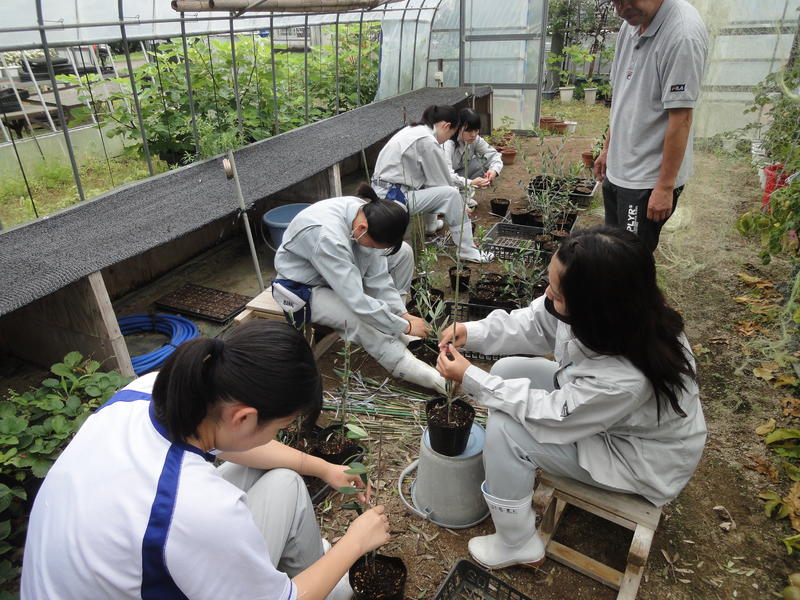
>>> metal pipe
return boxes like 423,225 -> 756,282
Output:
458,0 -> 465,86
303,15 -> 309,123
181,14 -> 202,156
20,51 -> 57,131
67,47 -> 97,125
205,34 -> 223,128
177,0 -> 403,11
535,0 -> 549,131
269,13 -> 280,134
334,14 -> 340,114
118,0 -> 154,176
223,150 -> 265,292
139,40 -> 150,62
2,110 -> 39,218
36,0 -> 85,203
356,11 -> 363,105
396,0 -> 410,95
410,3 -> 420,90
229,15 -> 245,138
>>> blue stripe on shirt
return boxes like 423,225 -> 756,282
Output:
141,444 -> 189,600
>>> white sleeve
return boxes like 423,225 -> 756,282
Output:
475,136 -> 503,175
311,233 -> 408,334
443,140 -> 468,188
461,361 -> 650,444
361,254 -> 407,316
463,295 -> 558,357
168,481 -> 296,600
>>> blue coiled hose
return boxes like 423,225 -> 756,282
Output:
118,313 -> 199,375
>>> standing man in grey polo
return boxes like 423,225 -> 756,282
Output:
594,0 -> 707,251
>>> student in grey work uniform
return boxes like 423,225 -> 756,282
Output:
274,183 -> 447,394
443,108 -> 503,197
372,105 -> 493,263
436,227 -> 706,570
595,0 -> 708,251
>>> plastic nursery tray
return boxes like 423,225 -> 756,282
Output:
484,222 -> 553,262
433,559 -> 533,600
154,283 -> 252,323
444,301 -> 513,361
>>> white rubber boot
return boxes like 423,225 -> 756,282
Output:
425,215 -> 444,234
391,349 -> 447,394
322,539 -> 354,600
459,248 -> 494,263
468,481 -> 545,570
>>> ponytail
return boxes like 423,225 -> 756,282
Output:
411,104 -> 461,129
152,320 -> 321,442
358,182 -> 409,255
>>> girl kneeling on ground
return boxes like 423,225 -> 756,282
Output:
371,104 -> 492,263
436,226 -> 706,570
22,320 -> 390,600
443,108 -> 504,200
273,183 -> 446,393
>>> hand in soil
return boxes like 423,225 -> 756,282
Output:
323,462 -> 370,503
345,505 -> 391,555
438,322 -> 467,348
436,344 -> 472,383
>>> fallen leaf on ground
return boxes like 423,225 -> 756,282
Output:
775,374 -> 799,388
784,482 -> 800,531
782,397 -> 800,418
753,366 -> 776,381
745,455 -> 779,482
755,418 -> 777,436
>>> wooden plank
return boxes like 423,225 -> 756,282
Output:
87,272 -> 134,377
246,286 -> 283,314
328,163 -> 343,198
546,540 -> 624,590
627,524 -> 655,568
554,489 -> 638,531
233,308 -> 257,325
541,473 -> 661,530
312,331 -> 339,360
617,563 -> 645,600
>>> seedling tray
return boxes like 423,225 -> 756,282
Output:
433,559 -> 533,600
484,223 -> 552,262
444,301 -> 518,361
155,283 -> 252,323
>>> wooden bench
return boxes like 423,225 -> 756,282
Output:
234,286 -> 339,360
532,473 -> 663,600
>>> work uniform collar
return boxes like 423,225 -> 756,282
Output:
345,198 -> 363,244
634,0 -> 673,39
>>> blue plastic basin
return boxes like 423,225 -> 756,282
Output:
262,203 -> 311,248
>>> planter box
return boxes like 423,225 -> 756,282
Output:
433,559 -> 534,600
568,179 -> 599,208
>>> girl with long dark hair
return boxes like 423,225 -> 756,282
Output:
443,108 -> 503,194
372,104 -> 492,263
22,321 -> 390,600
273,183 -> 447,393
436,226 -> 706,570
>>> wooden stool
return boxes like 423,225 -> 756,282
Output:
234,286 -> 339,360
532,473 -> 662,600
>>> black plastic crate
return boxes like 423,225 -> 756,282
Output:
433,559 -> 534,600
484,223 -> 553,262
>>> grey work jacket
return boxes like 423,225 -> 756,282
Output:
372,125 -> 452,192
274,197 -> 408,335
443,135 -> 503,188
461,295 -> 707,506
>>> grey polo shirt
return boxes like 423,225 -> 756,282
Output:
607,0 -> 707,190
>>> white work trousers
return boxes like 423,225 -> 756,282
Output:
311,241 -> 413,372
404,186 -> 481,260
483,357 -> 632,501
217,464 -> 323,577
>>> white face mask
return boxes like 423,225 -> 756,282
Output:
350,229 -> 367,243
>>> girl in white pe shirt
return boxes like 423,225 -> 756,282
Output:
436,226 -> 706,571
443,108 -> 503,200
22,321 -> 390,600
372,104 -> 493,263
273,183 -> 447,394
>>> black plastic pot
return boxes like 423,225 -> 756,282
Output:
489,197 -> 509,217
426,397 -> 475,457
349,554 -> 407,600
313,425 -> 361,466
448,266 -> 471,292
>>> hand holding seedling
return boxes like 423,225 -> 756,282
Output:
436,343 -> 472,383
402,313 -> 431,337
470,176 -> 490,188
324,462 -> 370,503
438,322 -> 468,348
346,505 -> 391,554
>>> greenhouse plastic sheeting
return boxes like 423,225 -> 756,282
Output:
377,0 -> 547,130
0,0 -> 388,50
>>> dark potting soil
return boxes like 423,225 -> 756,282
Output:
315,428 -> 360,464
408,339 -> 440,365
427,399 -> 473,428
350,555 -> 406,600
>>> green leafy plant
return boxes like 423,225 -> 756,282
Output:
0,352 -> 132,594
61,24 -> 381,165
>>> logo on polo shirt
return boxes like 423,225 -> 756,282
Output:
670,84 -> 686,92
